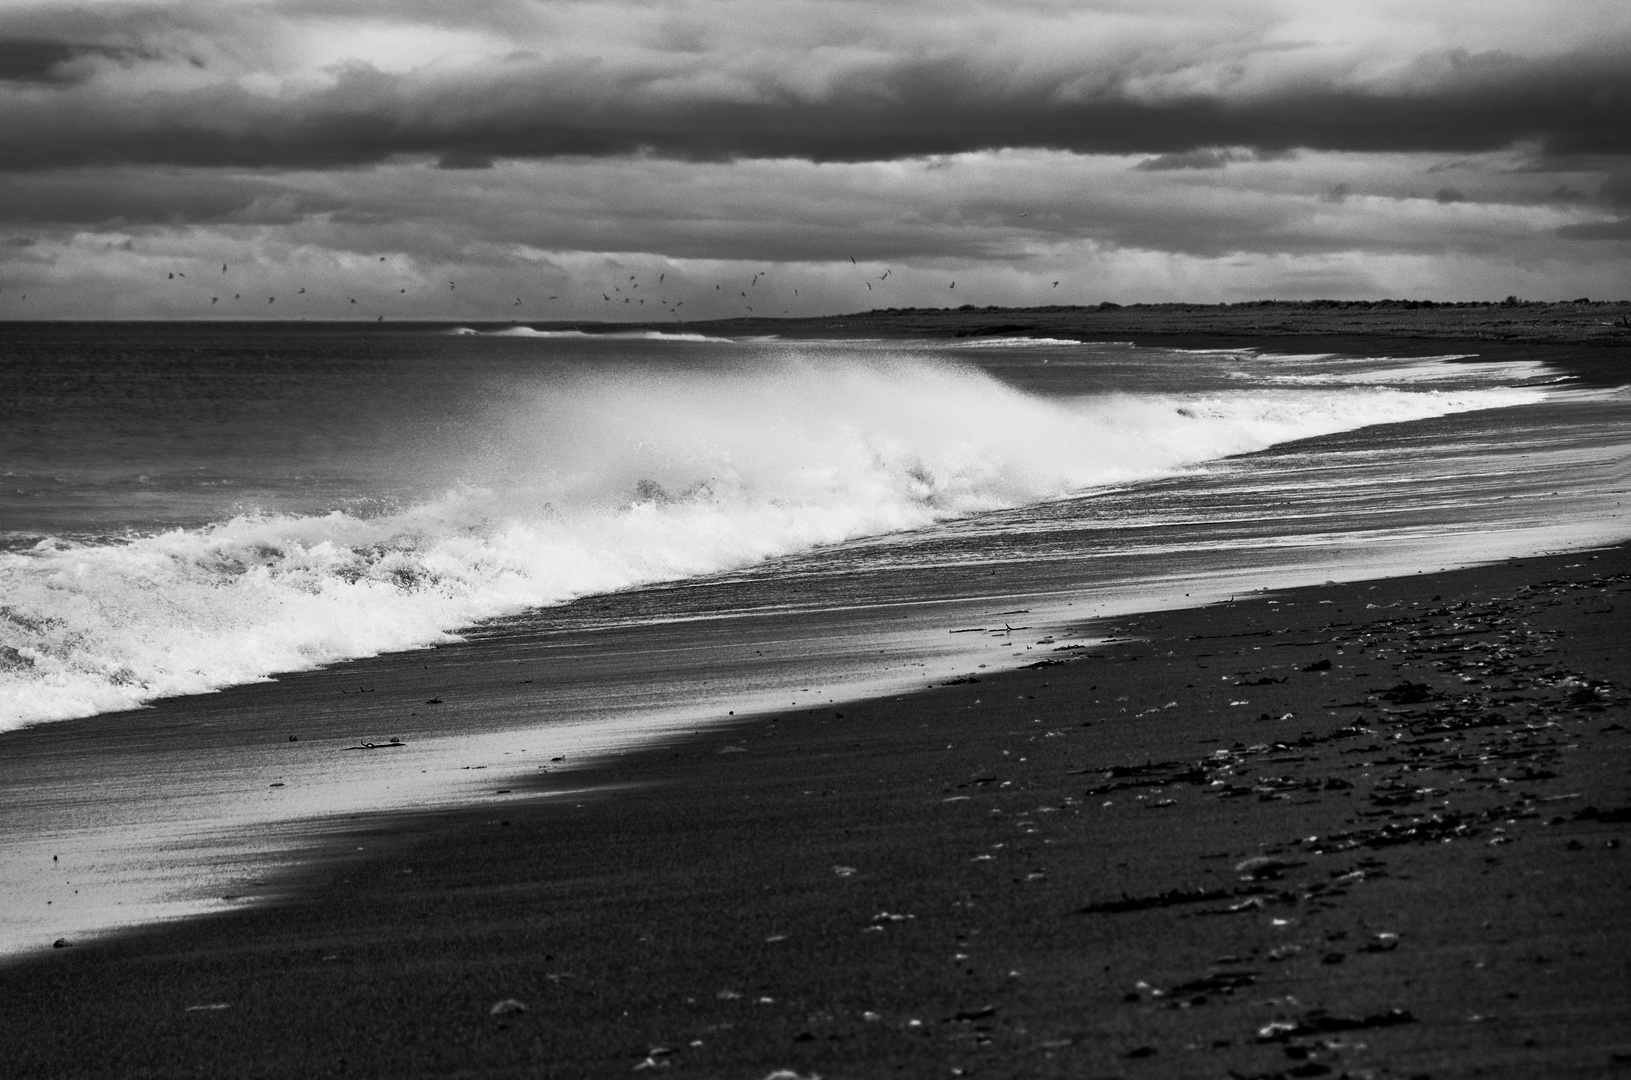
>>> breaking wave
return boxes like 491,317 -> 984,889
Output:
0,353 -> 1549,728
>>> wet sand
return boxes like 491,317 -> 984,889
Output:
2,542 -> 1626,1079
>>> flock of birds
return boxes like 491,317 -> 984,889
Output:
8,256 -> 1066,316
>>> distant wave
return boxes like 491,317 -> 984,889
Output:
447,326 -> 736,344
0,354 -> 1550,729
952,336 -> 1089,347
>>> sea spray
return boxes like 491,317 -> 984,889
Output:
0,351 -> 1550,728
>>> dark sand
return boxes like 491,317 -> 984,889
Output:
3,541 -> 1627,1079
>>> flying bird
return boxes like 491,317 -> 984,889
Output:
167,273 -> 173,279
849,256 -> 855,264
658,274 -> 664,284
879,270 -> 890,279
1052,281 -> 1059,288
210,297 -> 218,304
866,282 -> 871,290
221,264 -> 227,273
348,298 -> 357,304
297,287 -> 305,294
949,282 -> 955,288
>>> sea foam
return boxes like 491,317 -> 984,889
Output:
0,353 -> 1548,728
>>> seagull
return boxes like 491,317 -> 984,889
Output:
297,287 -> 305,294
1052,281 -> 1059,288
514,297 -> 521,305
658,273 -> 664,284
949,281 -> 955,289
268,296 -> 276,303
603,294 -> 610,301
167,272 -> 173,279
348,297 -> 357,304
210,297 -> 218,304
221,264 -> 227,273
849,256 -> 856,264
866,282 -> 871,290
449,281 -> 455,290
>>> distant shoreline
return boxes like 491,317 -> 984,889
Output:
5,298 -> 1631,349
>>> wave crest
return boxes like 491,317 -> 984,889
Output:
0,353 -> 1547,727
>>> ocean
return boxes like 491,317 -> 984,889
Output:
1,321 -> 1627,955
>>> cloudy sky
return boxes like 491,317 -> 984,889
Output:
1,0 -> 1627,320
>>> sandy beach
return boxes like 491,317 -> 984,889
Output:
2,534 -> 1626,1079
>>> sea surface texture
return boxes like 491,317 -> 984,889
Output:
1,323 -> 1626,729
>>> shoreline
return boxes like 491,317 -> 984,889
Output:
2,541 -> 1626,1078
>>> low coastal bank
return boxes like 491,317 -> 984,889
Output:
3,542 -> 1626,1079
555,297 -> 1631,356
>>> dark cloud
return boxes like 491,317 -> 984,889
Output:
0,171 -> 345,226
1,37 -> 1628,171
434,152 -> 496,170
1135,148 -> 1259,171
0,39 -> 143,83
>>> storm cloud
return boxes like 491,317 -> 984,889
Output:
2,2 -> 1629,170
1,1 -> 1627,315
